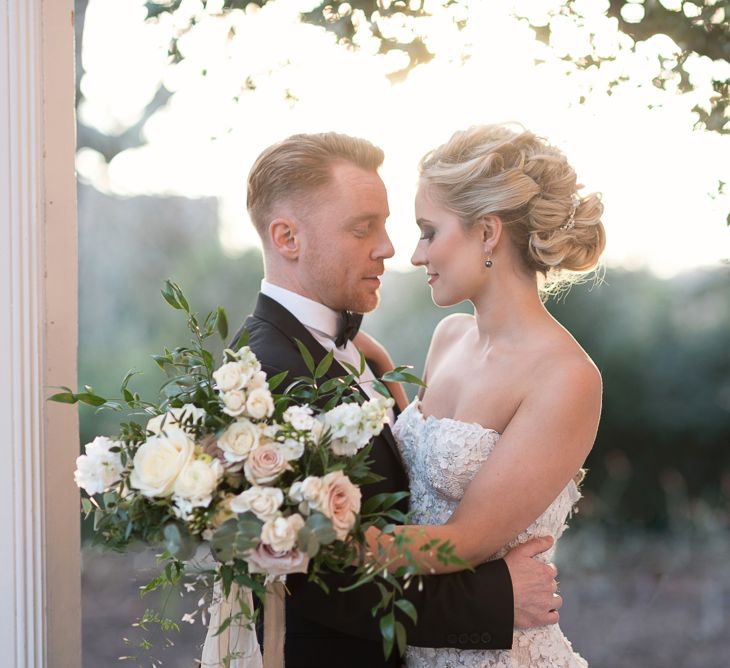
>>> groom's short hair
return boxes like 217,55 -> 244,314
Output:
247,132 -> 384,239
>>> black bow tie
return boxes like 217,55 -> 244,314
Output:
335,311 -> 363,348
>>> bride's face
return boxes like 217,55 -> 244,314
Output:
411,183 -> 487,307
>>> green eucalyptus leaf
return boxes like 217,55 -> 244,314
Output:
293,338 -> 316,374
314,350 -> 334,379
319,377 -> 344,394
394,599 -> 417,624
76,392 -> 107,407
216,306 -> 229,340
381,368 -> 426,387
371,379 -> 391,398
162,281 -> 181,309
120,367 -> 141,391
297,524 -> 321,557
361,491 -> 409,515
81,497 -> 93,515
306,512 -> 337,545
169,281 -> 189,312
235,328 -> 250,351
380,612 -> 395,659
395,620 -> 407,656
163,522 -> 196,561
151,354 -> 169,370
48,391 -> 77,404
267,370 -> 289,392
210,513 -> 262,563
340,361 -> 359,377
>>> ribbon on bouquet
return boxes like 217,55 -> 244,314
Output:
201,580 -> 286,668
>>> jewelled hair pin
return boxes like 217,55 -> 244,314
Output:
560,194 -> 580,231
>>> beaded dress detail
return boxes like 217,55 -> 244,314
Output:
392,399 -> 588,668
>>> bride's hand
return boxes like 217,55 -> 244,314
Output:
352,331 -> 409,411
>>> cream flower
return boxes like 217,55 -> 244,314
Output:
283,405 -> 315,431
218,419 -> 260,463
221,389 -> 247,417
213,361 -> 253,393
281,438 -> 305,461
173,456 -> 223,507
230,486 -> 284,521
74,436 -> 124,496
129,428 -> 195,497
260,514 -> 305,553
246,388 -> 275,420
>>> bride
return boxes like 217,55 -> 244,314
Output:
359,123 -> 605,667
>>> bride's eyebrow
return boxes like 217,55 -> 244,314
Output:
416,218 -> 435,227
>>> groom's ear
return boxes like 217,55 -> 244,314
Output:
478,214 -> 502,253
269,217 -> 300,259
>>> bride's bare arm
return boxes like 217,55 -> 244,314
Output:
365,353 -> 602,574
352,330 -> 409,411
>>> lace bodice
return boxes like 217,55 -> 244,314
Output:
391,399 -> 588,668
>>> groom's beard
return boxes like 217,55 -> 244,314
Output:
302,250 -> 384,313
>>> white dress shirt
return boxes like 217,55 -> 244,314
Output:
260,280 -> 394,423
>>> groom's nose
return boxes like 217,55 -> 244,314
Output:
371,228 -> 395,260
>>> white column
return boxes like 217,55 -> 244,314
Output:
0,1 -> 80,666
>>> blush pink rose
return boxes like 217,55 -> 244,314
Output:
243,442 -> 289,485
320,471 -> 361,540
245,543 -> 310,577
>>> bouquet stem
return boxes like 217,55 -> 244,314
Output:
263,581 -> 286,668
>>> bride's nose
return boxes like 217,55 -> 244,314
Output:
411,243 -> 426,267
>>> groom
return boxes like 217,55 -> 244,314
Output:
231,132 -> 560,668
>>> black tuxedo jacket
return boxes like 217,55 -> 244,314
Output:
231,294 -> 514,668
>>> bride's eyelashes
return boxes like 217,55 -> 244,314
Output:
418,225 -> 435,241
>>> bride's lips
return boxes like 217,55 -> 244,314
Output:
427,273 -> 439,285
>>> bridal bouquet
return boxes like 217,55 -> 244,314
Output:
52,281 -> 450,666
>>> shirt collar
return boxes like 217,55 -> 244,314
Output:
260,280 -> 340,339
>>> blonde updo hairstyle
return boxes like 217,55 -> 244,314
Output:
419,124 -> 605,291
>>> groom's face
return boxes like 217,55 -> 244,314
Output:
296,161 -> 394,313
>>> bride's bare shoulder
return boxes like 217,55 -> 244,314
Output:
431,313 -> 475,347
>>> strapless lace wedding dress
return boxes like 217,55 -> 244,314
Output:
392,399 -> 588,668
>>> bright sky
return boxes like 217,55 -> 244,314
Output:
76,0 -> 730,276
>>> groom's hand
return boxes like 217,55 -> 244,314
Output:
503,536 -> 561,628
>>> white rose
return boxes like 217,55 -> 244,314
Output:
218,419 -> 260,463
146,404 -> 206,435
235,346 -> 262,371
172,456 -> 223,506
281,438 -> 304,461
230,486 -> 284,521
244,442 -> 290,485
247,370 -> 268,390
213,361 -> 252,393
74,436 -> 124,495
129,428 -> 195,497
300,476 -> 327,510
246,388 -> 274,420
260,514 -> 305,553
288,481 -> 304,503
221,389 -> 247,417
283,405 -> 315,431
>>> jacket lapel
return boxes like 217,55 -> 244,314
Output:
245,293 -> 403,463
